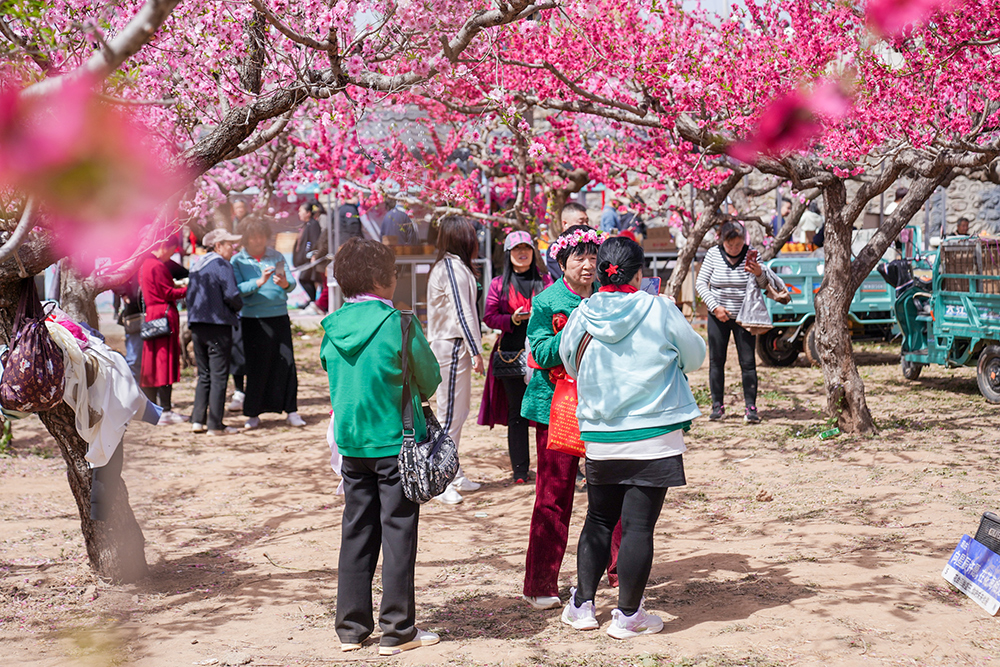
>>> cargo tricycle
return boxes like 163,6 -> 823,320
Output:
892,237 -> 1000,402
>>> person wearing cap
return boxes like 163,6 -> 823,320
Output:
479,230 -> 553,483
187,229 -> 244,435
139,236 -> 189,425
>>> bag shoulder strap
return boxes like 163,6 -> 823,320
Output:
575,331 -> 593,370
400,311 -> 415,434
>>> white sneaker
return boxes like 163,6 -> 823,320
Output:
378,628 -> 439,656
302,302 -> 324,316
286,412 -> 306,427
561,588 -> 599,630
451,475 -> 481,492
243,417 -> 261,430
157,411 -> 187,426
435,486 -> 463,504
191,422 -> 207,433
607,604 -> 663,639
228,391 -> 245,412
523,595 -> 561,610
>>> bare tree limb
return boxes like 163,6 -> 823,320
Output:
0,199 -> 36,267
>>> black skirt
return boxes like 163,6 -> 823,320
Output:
241,315 -> 298,416
585,454 -> 686,488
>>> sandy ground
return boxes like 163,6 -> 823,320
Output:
2,317 -> 1000,667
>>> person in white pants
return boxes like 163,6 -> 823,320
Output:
427,217 -> 485,504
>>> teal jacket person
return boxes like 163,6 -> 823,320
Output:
521,278 -> 586,425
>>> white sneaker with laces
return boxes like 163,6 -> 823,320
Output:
607,604 -> 664,639
523,595 -> 561,610
286,412 -> 306,427
191,422 -> 207,433
378,628 -> 439,656
228,391 -> 245,412
243,417 -> 261,430
561,587 -> 599,630
451,475 -> 481,492
435,486 -> 463,505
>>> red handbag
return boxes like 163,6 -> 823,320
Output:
546,332 -> 592,458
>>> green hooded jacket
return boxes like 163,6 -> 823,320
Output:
320,300 -> 442,458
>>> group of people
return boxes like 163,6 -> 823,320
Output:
318,204 -> 767,654
134,213 -> 306,435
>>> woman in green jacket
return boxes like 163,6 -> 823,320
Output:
521,224 -> 605,609
320,238 -> 442,656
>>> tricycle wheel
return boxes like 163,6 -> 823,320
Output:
803,324 -> 821,367
976,345 -> 1000,404
756,328 -> 800,367
901,357 -> 923,381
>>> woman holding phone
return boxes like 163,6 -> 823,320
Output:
695,221 -> 766,424
231,214 -> 306,429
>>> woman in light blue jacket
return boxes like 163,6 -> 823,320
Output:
557,236 -> 706,640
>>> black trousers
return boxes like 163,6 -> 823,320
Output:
190,323 -> 234,430
707,313 -> 758,408
576,483 -> 667,614
500,376 -> 530,476
337,456 -> 420,647
301,280 -> 317,302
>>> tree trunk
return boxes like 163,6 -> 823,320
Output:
814,181 -> 876,434
665,209 -> 721,301
0,277 -> 147,582
59,263 -> 100,329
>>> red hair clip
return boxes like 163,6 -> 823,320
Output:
607,264 -> 619,275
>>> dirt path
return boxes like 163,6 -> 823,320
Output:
2,323 -> 999,667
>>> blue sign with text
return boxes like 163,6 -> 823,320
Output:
942,535 -> 1000,615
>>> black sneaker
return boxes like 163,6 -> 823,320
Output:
709,404 -> 725,421
744,406 -> 761,424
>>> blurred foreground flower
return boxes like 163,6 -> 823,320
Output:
727,82 -> 852,163
866,0 -> 960,38
0,79 -> 187,265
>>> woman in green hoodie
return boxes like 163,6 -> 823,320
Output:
319,238 -> 442,656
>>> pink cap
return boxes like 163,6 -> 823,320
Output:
504,230 -> 534,251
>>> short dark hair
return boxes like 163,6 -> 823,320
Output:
597,237 -> 644,286
556,224 -> 602,268
239,213 -> 272,243
560,202 -> 587,218
718,221 -> 745,243
334,238 -> 396,299
301,201 -> 325,218
894,187 -> 909,201
435,216 -> 480,278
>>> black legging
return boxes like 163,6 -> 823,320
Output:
500,376 -> 530,477
576,483 -> 667,615
142,385 -> 172,410
707,313 -> 757,409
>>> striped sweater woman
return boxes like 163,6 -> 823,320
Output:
695,222 -> 767,423
427,218 -> 485,504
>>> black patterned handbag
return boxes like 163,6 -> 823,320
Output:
140,316 -> 172,340
397,311 -> 459,503
491,348 -> 527,378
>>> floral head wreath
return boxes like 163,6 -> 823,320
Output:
548,228 -> 605,260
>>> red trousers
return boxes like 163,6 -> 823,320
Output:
523,425 -> 620,596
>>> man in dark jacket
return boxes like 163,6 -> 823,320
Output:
187,229 -> 244,435
337,195 -> 364,244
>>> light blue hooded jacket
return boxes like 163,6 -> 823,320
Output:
559,291 -> 706,435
